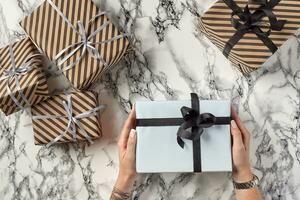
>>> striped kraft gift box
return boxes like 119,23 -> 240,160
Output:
31,91 -> 103,145
0,38 -> 49,116
20,0 -> 130,90
199,0 -> 300,75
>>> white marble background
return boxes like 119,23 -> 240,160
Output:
1,0 -> 300,199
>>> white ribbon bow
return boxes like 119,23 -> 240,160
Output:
47,0 -> 130,72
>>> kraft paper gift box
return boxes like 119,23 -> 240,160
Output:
199,0 -> 300,75
135,93 -> 232,173
20,0 -> 130,90
31,91 -> 103,145
0,38 -> 49,116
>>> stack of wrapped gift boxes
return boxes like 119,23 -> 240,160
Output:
1,0 -> 299,173
0,0 -> 129,146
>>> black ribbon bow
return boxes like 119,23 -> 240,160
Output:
176,94 -> 217,149
222,0 -> 286,58
176,93 -> 231,172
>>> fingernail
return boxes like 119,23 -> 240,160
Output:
130,129 -> 136,138
231,120 -> 237,128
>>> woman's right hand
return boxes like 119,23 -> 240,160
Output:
231,108 -> 253,182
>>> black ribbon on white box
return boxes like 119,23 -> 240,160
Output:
136,93 -> 231,172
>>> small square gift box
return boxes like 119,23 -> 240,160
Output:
0,38 -> 49,116
31,91 -> 104,146
20,0 -> 130,89
199,0 -> 300,75
135,93 -> 232,173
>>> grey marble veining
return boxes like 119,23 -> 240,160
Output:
0,0 -> 300,199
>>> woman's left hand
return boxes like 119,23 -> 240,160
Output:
114,107 -> 137,193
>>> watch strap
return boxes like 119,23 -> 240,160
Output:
233,174 -> 259,190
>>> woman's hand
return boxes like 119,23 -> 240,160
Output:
114,107 -> 137,193
231,108 -> 253,182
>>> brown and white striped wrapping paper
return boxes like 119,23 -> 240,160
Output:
199,0 -> 300,75
20,0 -> 130,90
0,38 -> 49,116
31,91 -> 102,145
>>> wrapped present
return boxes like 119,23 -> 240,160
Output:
135,93 -> 232,173
31,91 -> 104,146
0,38 -> 49,116
199,0 -> 300,74
20,0 -> 130,89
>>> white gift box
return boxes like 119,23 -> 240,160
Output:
135,94 -> 232,173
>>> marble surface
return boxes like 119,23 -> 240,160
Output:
1,0 -> 300,199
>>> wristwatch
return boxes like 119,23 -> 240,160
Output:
233,174 -> 259,190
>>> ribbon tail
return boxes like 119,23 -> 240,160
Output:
261,8 -> 286,31
5,82 -> 24,111
55,42 -> 83,68
70,122 -> 77,142
13,75 -> 31,107
177,136 -> 185,149
253,27 -> 278,53
46,124 -> 70,147
87,45 -> 101,59
32,114 -> 65,120
91,33 -> 131,45
88,21 -> 111,40
46,135 -> 64,147
86,46 -> 109,69
61,46 -> 87,72
88,11 -> 106,26
46,120 -> 72,147
0,75 -> 10,81
23,53 -> 44,63
223,29 -> 247,58
75,120 -> 94,145
267,0 -> 282,8
75,105 -> 106,119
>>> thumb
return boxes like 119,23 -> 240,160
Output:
126,129 -> 137,159
231,120 -> 244,149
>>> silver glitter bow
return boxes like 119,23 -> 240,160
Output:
32,94 -> 105,147
47,0 -> 130,71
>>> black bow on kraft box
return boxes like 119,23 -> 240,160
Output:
199,0 -> 300,75
135,93 -> 232,173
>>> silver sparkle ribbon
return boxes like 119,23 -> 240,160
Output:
0,42 -> 42,112
47,0 -> 130,72
32,94 -> 105,147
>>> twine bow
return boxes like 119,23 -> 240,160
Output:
32,94 -> 105,147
